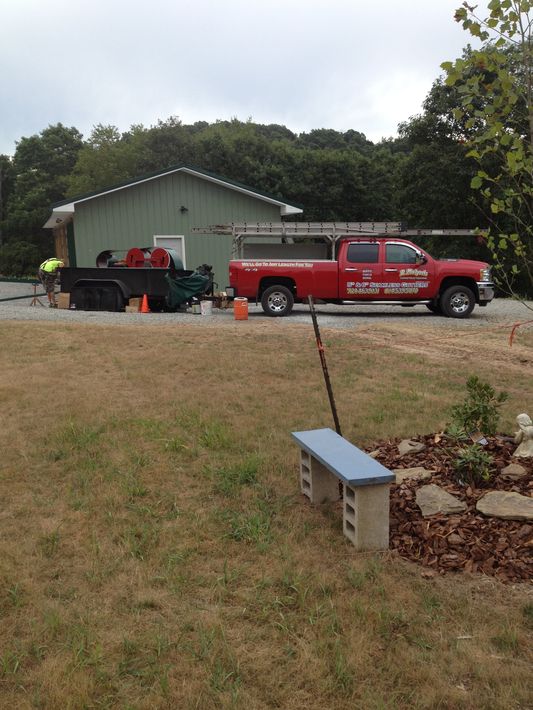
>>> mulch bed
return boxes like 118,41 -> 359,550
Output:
368,435 -> 533,583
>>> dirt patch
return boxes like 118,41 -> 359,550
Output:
344,322 -> 533,376
369,434 -> 533,583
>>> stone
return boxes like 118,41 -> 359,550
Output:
447,533 -> 464,546
513,413 -> 533,458
393,466 -> 434,484
368,450 -> 380,459
416,484 -> 467,517
500,463 -> 528,481
398,439 -> 426,457
476,491 -> 533,521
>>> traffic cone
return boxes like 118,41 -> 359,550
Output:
141,294 -> 150,313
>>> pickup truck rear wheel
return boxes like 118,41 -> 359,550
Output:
261,285 -> 294,317
441,285 -> 475,318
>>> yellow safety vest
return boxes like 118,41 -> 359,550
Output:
40,258 -> 63,273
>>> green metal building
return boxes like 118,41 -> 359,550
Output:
44,165 -> 302,289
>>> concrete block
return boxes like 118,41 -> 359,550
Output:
343,483 -> 390,551
300,451 -> 340,504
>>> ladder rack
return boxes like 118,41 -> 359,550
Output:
192,222 -> 482,258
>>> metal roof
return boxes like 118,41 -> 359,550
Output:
43,164 -> 303,228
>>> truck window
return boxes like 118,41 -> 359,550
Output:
346,243 -> 379,263
386,244 -> 418,264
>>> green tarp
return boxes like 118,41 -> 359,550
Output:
165,272 -> 210,309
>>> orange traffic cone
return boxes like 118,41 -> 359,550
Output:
140,294 -> 150,313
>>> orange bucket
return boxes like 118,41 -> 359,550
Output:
234,297 -> 248,320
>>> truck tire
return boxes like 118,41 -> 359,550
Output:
261,285 -> 294,317
441,285 -> 475,318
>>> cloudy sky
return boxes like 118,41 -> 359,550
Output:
0,0 -> 485,156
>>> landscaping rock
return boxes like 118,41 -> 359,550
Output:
476,491 -> 533,521
500,463 -> 527,481
398,439 -> 426,457
416,484 -> 467,517
383,432 -> 532,582
393,467 -> 434,484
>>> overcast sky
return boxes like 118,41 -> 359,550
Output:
0,0 -> 485,156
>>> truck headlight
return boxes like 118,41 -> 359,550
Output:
480,266 -> 491,282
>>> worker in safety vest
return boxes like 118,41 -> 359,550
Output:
38,258 -> 64,308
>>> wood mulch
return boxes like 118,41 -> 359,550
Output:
369,435 -> 533,583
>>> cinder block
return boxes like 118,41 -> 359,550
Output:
343,483 -> 390,551
300,451 -> 340,503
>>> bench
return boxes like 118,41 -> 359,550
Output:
291,428 -> 394,551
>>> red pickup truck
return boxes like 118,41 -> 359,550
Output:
228,237 -> 495,318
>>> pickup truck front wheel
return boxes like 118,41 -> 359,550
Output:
441,285 -> 475,318
261,285 -> 294,317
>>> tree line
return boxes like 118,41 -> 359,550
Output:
0,2 -> 531,298
0,110 -> 485,274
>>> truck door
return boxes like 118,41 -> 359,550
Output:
340,242 -> 381,300
382,242 -> 433,299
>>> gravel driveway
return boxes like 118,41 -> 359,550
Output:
0,281 -> 531,329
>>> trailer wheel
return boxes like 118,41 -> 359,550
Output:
261,285 -> 294,317
441,285 -> 475,318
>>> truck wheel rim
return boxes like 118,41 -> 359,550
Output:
450,292 -> 470,314
268,292 -> 287,312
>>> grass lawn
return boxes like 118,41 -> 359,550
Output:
0,319 -> 531,709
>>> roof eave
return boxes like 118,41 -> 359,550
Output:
43,208 -> 74,229
50,165 -> 302,215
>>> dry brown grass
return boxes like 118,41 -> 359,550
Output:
0,319 -> 531,709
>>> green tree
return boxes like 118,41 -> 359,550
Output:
0,240 -> 40,277
394,76 -> 490,260
0,154 -> 16,245
442,1 -> 533,301
67,124 -> 146,195
2,124 -> 83,255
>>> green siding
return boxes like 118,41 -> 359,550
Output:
72,172 -> 282,287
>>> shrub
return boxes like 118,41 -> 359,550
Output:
453,444 -> 493,486
448,376 -> 508,437
0,241 -> 41,277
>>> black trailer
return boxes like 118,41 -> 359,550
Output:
60,266 -> 196,312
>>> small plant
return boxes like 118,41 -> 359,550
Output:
448,376 -> 508,436
38,529 -> 61,558
453,445 -> 493,486
445,421 -> 469,443
213,455 -> 260,496
522,603 -> 533,629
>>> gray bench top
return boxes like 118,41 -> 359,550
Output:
292,428 -> 394,486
